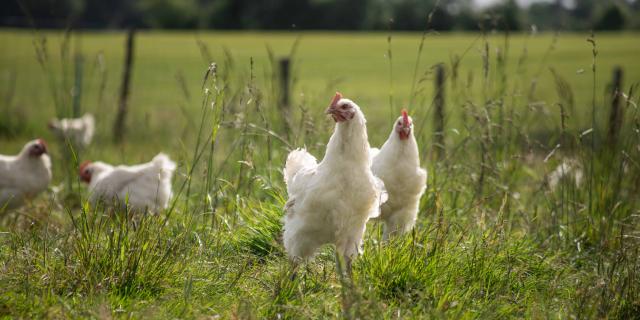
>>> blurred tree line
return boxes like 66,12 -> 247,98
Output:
3,0 -> 639,31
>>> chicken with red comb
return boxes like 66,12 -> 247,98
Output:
283,92 -> 386,275
0,139 -> 52,210
370,109 -> 427,238
79,153 -> 176,212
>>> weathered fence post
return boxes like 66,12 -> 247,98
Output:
607,66 -> 623,150
434,63 -> 445,160
279,57 -> 291,138
113,28 -> 135,143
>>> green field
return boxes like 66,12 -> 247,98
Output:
1,29 -> 639,318
1,30 -> 639,148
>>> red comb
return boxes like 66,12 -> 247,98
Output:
330,92 -> 343,107
78,160 -> 93,183
37,138 -> 49,152
401,109 -> 409,126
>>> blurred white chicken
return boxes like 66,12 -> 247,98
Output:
48,113 -> 95,149
0,139 -> 52,210
79,153 -> 176,212
370,110 -> 427,238
283,92 -> 385,273
547,159 -> 583,189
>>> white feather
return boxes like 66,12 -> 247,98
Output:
284,148 -> 318,191
0,140 -> 52,210
369,147 -> 380,161
85,153 -> 176,212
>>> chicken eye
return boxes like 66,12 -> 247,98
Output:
397,121 -> 401,125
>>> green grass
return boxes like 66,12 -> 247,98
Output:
1,29 -> 640,318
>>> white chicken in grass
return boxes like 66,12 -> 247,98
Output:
48,113 -> 95,149
0,139 -> 52,210
283,92 -> 385,273
371,110 -> 427,238
79,153 -> 176,212
547,159 -> 584,190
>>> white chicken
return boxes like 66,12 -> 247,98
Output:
371,110 -> 427,238
0,139 -> 52,210
547,159 -> 584,190
79,153 -> 176,212
48,113 -> 95,149
283,92 -> 384,273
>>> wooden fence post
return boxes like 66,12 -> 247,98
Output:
114,28 -> 135,143
279,57 -> 291,138
434,64 -> 445,160
607,66 -> 623,150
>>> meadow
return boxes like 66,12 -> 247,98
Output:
1,29 -> 639,318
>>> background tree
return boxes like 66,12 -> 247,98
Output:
1,0 -> 638,31
481,0 -> 523,31
137,0 -> 198,29
594,4 -> 627,30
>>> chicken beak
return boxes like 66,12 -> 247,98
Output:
326,105 -> 342,122
399,109 -> 411,137
80,174 -> 91,183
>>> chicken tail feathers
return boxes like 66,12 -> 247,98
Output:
83,114 -> 95,131
369,175 -> 388,219
152,153 -> 177,180
284,148 -> 317,187
82,113 -> 95,124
